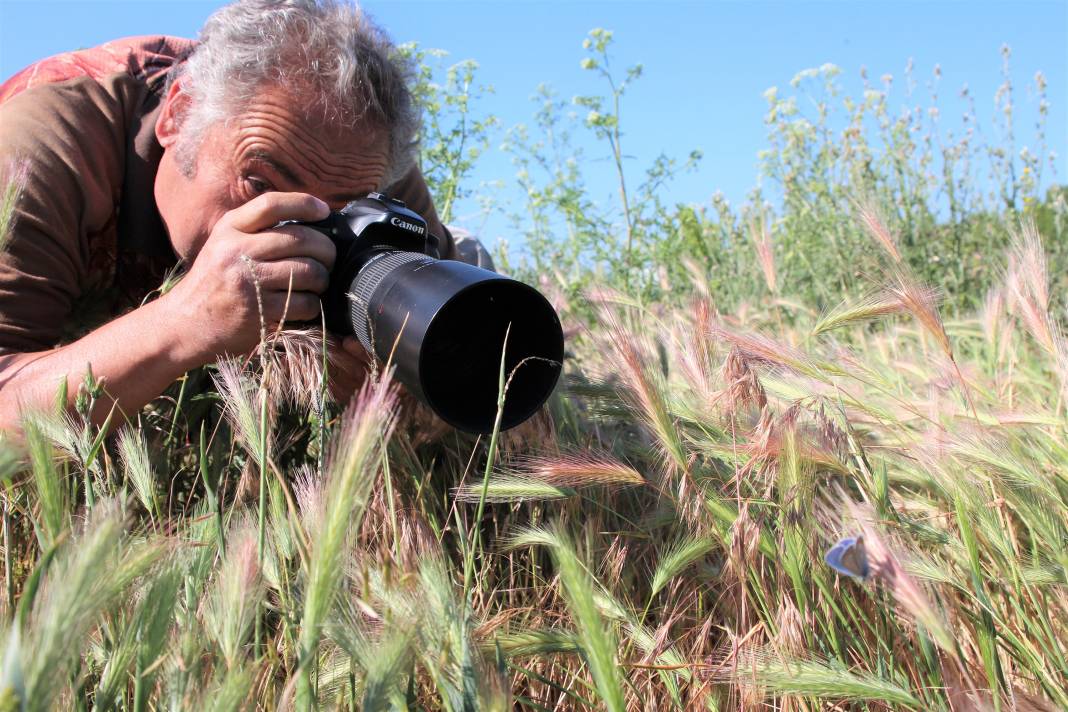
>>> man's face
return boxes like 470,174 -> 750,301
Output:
155,83 -> 390,262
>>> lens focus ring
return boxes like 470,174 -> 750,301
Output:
348,250 -> 435,353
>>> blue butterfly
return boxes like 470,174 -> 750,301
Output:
824,535 -> 870,580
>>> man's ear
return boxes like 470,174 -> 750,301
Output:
156,78 -> 190,148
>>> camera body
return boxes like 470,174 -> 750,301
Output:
303,192 -> 441,336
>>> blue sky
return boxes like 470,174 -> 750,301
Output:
1,1 -> 1065,245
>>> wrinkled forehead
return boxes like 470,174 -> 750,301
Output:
226,86 -> 391,195
229,81 -> 387,144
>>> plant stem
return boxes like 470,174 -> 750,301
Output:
255,381 -> 269,655
199,422 -> 226,558
2,492 -> 11,618
82,464 -> 95,512
133,639 -> 146,712
383,445 -> 399,560
463,325 -> 510,600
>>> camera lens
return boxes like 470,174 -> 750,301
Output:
346,252 -> 564,433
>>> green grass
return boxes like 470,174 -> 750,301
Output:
2,218 -> 1066,709
0,31 -> 1064,711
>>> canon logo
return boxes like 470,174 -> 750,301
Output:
390,216 -> 425,235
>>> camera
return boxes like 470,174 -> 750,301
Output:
297,193 -> 564,434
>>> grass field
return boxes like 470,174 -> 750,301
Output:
0,35 -> 1065,711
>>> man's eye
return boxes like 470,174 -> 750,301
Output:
245,177 -> 272,195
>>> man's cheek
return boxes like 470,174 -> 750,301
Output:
201,191 -> 239,239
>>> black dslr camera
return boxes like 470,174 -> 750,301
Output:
298,193 -> 564,433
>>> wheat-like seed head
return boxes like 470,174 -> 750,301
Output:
748,213 -> 778,294
856,200 -> 903,263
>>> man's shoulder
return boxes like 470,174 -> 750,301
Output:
0,35 -> 196,104
0,72 -> 130,164
0,36 -> 194,279
0,34 -> 197,226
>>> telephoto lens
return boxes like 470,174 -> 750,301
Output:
306,195 -> 564,434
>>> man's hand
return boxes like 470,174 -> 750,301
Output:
327,336 -> 374,405
161,192 -> 336,362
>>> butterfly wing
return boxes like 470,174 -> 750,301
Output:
824,536 -> 870,580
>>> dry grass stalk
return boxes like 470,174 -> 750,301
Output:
857,200 -> 903,263
200,517 -> 264,670
258,328 -> 330,411
1005,220 -> 1060,355
212,359 -> 271,471
518,451 -> 645,487
720,348 -> 768,416
725,505 -> 761,632
680,256 -> 711,297
744,413 -> 849,475
595,300 -> 688,476
1002,221 -> 1068,401
748,213 -> 778,294
676,298 -> 719,398
710,324 -> 820,379
771,595 -> 805,659
292,464 -> 324,542
844,501 -> 958,657
296,375 -> 399,706
812,291 -> 911,336
885,270 -> 952,357
980,287 -> 1006,346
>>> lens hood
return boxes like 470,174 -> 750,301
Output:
348,253 -> 564,433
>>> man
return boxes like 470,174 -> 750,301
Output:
0,0 -> 478,429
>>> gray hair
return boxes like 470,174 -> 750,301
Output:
171,0 -> 418,187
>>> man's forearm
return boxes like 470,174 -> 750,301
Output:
0,295 -> 203,430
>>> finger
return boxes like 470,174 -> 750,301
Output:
330,336 -> 370,365
226,192 -> 330,233
264,291 -> 321,322
342,336 -> 371,360
329,345 -> 369,377
328,373 -> 362,406
328,358 -> 369,404
243,225 -> 337,269
257,257 -> 330,294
